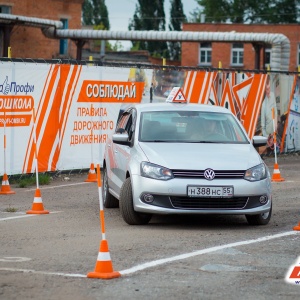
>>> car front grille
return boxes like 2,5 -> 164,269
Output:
170,196 -> 248,209
171,169 -> 245,179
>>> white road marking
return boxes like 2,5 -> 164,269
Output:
25,182 -> 88,191
0,230 -> 298,278
272,180 -> 295,183
0,268 -> 86,278
0,214 -> 36,221
0,257 -> 31,262
0,211 -> 62,222
119,231 -> 299,275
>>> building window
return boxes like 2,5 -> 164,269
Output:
199,42 -> 212,66
59,19 -> 68,56
264,47 -> 271,67
231,43 -> 244,66
0,5 -> 11,13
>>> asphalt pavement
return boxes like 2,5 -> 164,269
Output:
0,154 -> 300,299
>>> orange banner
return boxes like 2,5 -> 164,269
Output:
0,114 -> 32,127
0,96 -> 34,112
77,80 -> 145,103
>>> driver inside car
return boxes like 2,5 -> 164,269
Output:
205,119 -> 217,135
190,118 -> 217,140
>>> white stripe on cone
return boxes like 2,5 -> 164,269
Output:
97,252 -> 111,261
33,197 -> 43,203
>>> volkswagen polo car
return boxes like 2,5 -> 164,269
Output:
102,101 -> 272,225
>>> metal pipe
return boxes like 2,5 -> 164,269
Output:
43,28 -> 290,71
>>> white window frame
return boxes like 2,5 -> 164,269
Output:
231,43 -> 244,66
199,42 -> 212,66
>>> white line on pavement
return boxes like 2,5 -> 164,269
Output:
0,268 -> 86,278
25,182 -> 89,191
0,211 -> 62,222
119,230 -> 299,275
0,214 -> 35,221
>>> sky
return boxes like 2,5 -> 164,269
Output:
105,0 -> 199,50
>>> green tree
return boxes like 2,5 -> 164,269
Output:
82,0 -> 116,52
191,0 -> 300,24
129,0 -> 169,58
82,0 -> 110,29
260,0 -> 299,23
168,0 -> 187,60
82,0 -> 93,25
192,0 -> 230,23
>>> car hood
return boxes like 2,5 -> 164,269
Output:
138,142 -> 262,170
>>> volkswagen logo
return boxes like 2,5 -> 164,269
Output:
204,168 -> 215,180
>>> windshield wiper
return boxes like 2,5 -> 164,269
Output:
187,141 -> 216,143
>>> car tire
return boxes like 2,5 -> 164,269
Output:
120,177 -> 152,225
245,203 -> 272,225
102,167 -> 119,208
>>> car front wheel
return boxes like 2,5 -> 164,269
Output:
119,177 -> 152,225
245,203 -> 272,225
102,167 -> 119,208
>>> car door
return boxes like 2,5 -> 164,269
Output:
112,109 -> 135,195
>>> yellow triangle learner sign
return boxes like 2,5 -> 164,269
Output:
166,87 -> 187,103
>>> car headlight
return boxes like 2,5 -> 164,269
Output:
141,162 -> 173,180
244,163 -> 268,181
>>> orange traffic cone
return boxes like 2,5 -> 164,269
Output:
0,173 -> 15,195
85,163 -> 97,182
87,239 -> 121,279
293,222 -> 300,231
271,163 -> 285,182
26,188 -> 49,214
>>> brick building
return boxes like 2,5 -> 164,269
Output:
182,23 -> 300,72
1,1 -> 299,70
0,0 -> 83,59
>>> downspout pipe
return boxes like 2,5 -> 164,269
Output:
43,28 -> 290,71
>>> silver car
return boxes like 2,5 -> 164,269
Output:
102,102 -> 272,225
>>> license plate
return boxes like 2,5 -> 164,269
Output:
187,186 -> 234,198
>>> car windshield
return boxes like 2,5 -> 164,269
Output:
139,111 -> 249,143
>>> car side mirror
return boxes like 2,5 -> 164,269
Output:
252,135 -> 268,147
112,133 -> 130,146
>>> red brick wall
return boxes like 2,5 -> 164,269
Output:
3,0 -> 83,59
149,56 -> 181,66
182,23 -> 300,71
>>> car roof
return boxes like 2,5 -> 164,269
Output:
131,102 -> 232,114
